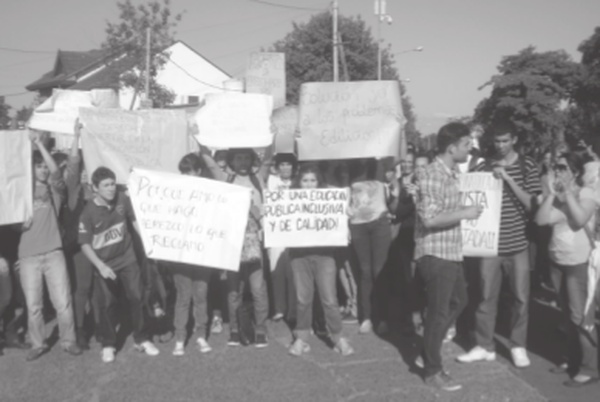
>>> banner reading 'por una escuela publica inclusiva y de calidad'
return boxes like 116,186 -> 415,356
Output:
296,80 -> 404,161
128,168 -> 252,272
263,188 -> 350,248
459,172 -> 503,257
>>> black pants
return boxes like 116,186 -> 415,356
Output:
93,262 -> 147,347
417,256 -> 467,378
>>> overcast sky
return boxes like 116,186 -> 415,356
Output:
1,0 -> 599,133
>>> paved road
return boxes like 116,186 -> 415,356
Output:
1,318 -> 547,402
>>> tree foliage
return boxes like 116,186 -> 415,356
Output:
102,0 -> 183,107
0,100 -> 11,129
270,12 -> 419,146
474,46 -> 581,157
571,27 -> 600,150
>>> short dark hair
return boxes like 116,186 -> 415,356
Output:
226,148 -> 257,169
491,121 -> 517,138
178,153 -> 205,174
273,153 -> 297,170
32,150 -> 44,165
52,152 -> 68,167
91,167 -> 116,187
436,122 -> 471,154
293,163 -> 325,189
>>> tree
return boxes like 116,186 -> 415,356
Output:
102,0 -> 183,108
270,11 -> 420,146
571,27 -> 600,151
0,98 -> 11,129
16,106 -> 33,123
474,46 -> 581,157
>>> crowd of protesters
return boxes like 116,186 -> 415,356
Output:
1,119 -> 599,393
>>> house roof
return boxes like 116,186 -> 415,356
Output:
26,49 -> 111,91
26,41 -> 232,92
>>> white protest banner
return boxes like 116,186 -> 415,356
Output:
297,81 -> 403,161
272,105 -> 298,154
80,108 -> 189,184
460,172 -> 504,257
29,89 -> 118,135
194,92 -> 274,149
128,168 -> 251,271
245,52 -> 286,109
263,188 -> 350,248
0,130 -> 33,225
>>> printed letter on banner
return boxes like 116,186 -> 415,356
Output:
460,172 -> 503,257
263,188 -> 350,248
245,52 -> 286,110
194,93 -> 274,149
80,108 -> 189,184
297,81 -> 404,161
0,130 -> 33,225
128,168 -> 251,271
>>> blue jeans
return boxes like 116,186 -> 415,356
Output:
291,253 -> 343,343
19,249 -> 76,349
227,261 -> 269,335
350,216 -> 392,322
417,256 -> 467,378
93,262 -> 147,347
474,248 -> 530,350
172,263 -> 211,341
0,257 -> 12,318
550,261 -> 598,377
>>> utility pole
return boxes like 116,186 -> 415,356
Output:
375,0 -> 392,80
332,0 -> 339,82
144,27 -> 151,106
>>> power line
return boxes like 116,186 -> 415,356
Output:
0,55 -> 54,70
0,91 -> 30,97
168,58 -> 242,92
0,46 -> 54,54
248,0 -> 325,12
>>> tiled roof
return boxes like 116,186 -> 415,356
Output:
26,49 -> 110,91
70,54 -> 138,90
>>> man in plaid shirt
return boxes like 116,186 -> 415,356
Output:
414,122 -> 483,391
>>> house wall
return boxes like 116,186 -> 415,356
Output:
119,41 -> 232,109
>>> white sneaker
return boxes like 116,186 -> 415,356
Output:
196,337 -> 212,354
443,326 -> 456,343
359,319 -> 373,334
415,355 -> 424,369
211,316 -> 223,334
172,341 -> 185,356
456,346 -> 496,363
288,338 -> 310,356
510,347 -> 531,368
101,347 -> 116,363
135,341 -> 160,356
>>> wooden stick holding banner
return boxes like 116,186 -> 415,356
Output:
263,188 -> 350,248
460,172 -> 503,257
128,168 -> 251,271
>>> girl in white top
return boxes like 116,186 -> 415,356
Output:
535,152 -> 598,387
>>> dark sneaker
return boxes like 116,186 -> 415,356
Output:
425,371 -> 463,391
255,334 -> 268,348
26,347 -> 47,362
227,332 -> 241,346
63,343 -> 83,356
76,329 -> 90,350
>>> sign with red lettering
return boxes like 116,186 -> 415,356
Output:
460,172 -> 503,257
128,168 -> 251,271
263,188 -> 350,248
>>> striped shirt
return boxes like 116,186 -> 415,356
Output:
473,156 -> 541,255
415,158 -> 463,262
